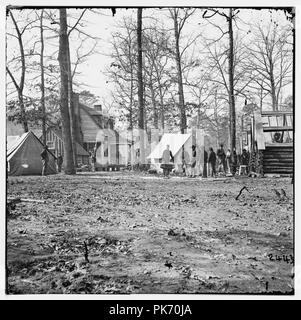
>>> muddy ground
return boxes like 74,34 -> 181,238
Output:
6,171 -> 294,295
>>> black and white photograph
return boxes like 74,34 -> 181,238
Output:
2,0 -> 298,298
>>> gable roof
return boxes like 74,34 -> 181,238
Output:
79,103 -> 103,116
147,133 -> 191,159
7,131 -> 57,176
79,103 -> 115,129
79,103 -> 105,130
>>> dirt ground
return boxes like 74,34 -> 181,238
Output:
6,171 -> 294,295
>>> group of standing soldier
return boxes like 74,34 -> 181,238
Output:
207,144 -> 250,177
161,143 -> 250,178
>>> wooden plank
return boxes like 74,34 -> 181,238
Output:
263,126 -> 293,132
263,162 -> 294,166
264,156 -> 294,160
261,111 -> 293,116
264,147 -> 294,151
265,143 -> 293,147
264,170 -> 293,173
264,167 -> 294,170
263,157 -> 294,161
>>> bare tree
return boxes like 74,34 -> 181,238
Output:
107,17 -> 138,131
228,8 -> 236,155
38,9 -> 46,144
247,22 -> 293,111
143,25 -> 173,131
58,8 -> 76,174
137,8 -> 145,166
202,8 -> 241,155
6,10 -> 37,132
169,8 -> 196,134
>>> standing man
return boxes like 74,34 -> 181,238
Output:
57,153 -> 63,173
208,147 -> 217,178
90,149 -> 97,172
190,145 -> 197,178
161,144 -> 174,178
241,148 -> 250,174
202,147 -> 208,178
226,149 -> 231,174
232,148 -> 238,175
41,145 -> 49,176
217,144 -> 226,174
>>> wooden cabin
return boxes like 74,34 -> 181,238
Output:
74,97 -> 132,170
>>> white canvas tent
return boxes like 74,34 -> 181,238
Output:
147,133 -> 193,172
7,131 -> 57,176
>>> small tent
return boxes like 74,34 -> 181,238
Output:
7,131 -> 57,176
147,133 -> 193,172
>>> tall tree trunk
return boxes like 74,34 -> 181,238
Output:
129,76 -> 135,169
269,62 -> 278,111
58,8 -> 76,175
214,93 -> 220,147
228,8 -> 236,155
155,67 -> 165,131
66,38 -> 78,166
40,9 -> 46,145
137,8 -> 145,166
158,87 -> 165,132
150,82 -> 158,129
173,11 -> 186,134
18,92 -> 28,132
160,105 -> 165,131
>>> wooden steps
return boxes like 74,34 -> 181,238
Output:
263,145 -> 293,174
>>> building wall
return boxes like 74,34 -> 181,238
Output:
79,108 -> 101,142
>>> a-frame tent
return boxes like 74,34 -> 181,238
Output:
147,133 -> 193,172
7,131 -> 57,176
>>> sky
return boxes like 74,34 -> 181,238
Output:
70,7 -> 294,104
4,5 -> 294,109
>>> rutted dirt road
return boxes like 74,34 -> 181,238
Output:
6,172 -> 294,294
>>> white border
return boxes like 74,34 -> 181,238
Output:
1,0 -> 300,301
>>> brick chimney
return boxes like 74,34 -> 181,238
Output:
94,104 -> 102,113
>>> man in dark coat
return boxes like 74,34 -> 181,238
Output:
190,145 -> 197,177
90,149 -> 97,172
208,147 -> 217,177
241,148 -> 250,174
232,148 -> 238,175
202,147 -> 208,178
217,144 -> 226,174
57,154 -> 63,173
41,145 -> 49,176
